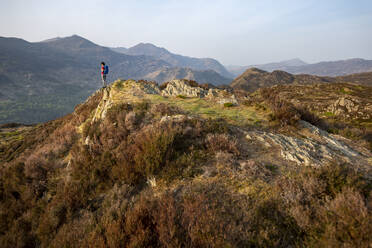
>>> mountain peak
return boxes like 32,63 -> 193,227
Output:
42,34 -> 99,49
128,42 -> 170,56
135,42 -> 160,48
41,37 -> 63,42
284,58 -> 308,66
243,67 -> 267,74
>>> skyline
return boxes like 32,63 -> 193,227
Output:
1,0 -> 372,65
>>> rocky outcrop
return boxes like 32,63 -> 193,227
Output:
206,88 -> 238,105
161,79 -> 238,104
245,121 -> 371,168
329,97 -> 359,115
328,96 -> 371,120
124,80 -> 161,96
92,87 -> 113,122
161,80 -> 206,98
87,79 -> 238,124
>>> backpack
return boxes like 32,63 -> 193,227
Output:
104,65 -> 109,74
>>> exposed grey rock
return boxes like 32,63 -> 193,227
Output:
131,81 -> 161,95
161,79 -> 238,104
329,97 -> 359,115
206,88 -> 238,105
161,80 -> 206,97
92,87 -> 113,122
245,121 -> 371,167
160,114 -> 190,123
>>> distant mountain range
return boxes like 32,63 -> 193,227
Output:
111,43 -> 234,78
227,58 -> 372,77
2,34 -> 372,124
0,35 -> 169,97
0,35 -> 234,124
0,35 -> 176,123
230,67 -> 372,92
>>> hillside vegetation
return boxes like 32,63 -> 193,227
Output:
0,79 -> 371,247
231,68 -> 372,92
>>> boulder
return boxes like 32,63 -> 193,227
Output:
161,80 -> 206,97
161,79 -> 238,105
329,97 -> 359,116
206,88 -> 238,105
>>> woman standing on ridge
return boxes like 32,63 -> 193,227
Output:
100,62 -> 109,88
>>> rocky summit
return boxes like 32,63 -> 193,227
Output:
1,79 -> 371,247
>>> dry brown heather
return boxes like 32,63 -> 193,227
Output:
0,79 -> 371,248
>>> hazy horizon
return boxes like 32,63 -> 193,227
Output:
1,0 -> 372,65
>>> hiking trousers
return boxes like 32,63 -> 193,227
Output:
101,74 -> 107,87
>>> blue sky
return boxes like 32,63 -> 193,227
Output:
1,0 -> 372,65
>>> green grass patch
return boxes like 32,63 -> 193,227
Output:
0,131 -> 21,137
324,112 -> 335,117
148,95 -> 268,126
339,88 -> 353,95
114,80 -> 125,90
223,102 -> 235,108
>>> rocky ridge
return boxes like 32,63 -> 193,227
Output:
85,80 -> 371,171
90,79 -> 238,122
1,78 -> 372,247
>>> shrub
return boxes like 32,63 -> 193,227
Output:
274,162 -> 372,247
176,94 -> 186,99
153,193 -> 187,247
124,193 -> 160,247
316,188 -> 371,247
199,83 -> 214,90
205,133 -> 240,155
297,106 -> 328,129
150,103 -> 183,117
0,217 -> 36,248
270,98 -> 300,126
261,87 -> 332,129
183,79 -> 199,88
223,102 -> 234,108
74,90 -> 103,124
159,82 -> 169,90
201,118 -> 229,134
132,126 -> 179,177
137,79 -> 157,85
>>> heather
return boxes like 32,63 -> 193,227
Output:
0,80 -> 371,247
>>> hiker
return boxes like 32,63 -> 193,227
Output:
100,62 -> 109,87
